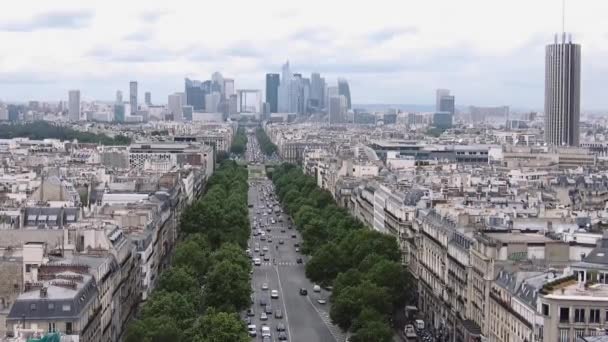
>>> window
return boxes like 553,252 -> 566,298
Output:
559,307 -> 570,323
25,264 -> 32,273
62,304 -> 71,311
574,308 -> 585,323
590,309 -> 600,323
575,329 -> 586,338
65,322 -> 73,335
48,322 -> 55,332
30,303 -> 36,311
48,303 -> 54,310
559,328 -> 569,342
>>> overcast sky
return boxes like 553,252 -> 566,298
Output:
0,0 -> 606,109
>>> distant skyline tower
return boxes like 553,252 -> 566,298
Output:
168,93 -> 184,121
278,61 -> 293,113
545,33 -> 581,146
185,78 -> 205,111
265,73 -> 280,113
145,91 -> 152,106
436,89 -> 450,112
129,81 -> 138,115
116,90 -> 123,104
439,95 -> 455,115
337,78 -> 351,109
68,90 -> 80,122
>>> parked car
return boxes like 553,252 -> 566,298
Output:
248,324 -> 257,337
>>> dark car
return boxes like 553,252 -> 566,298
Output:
296,258 -> 303,264
278,331 -> 288,340
299,288 -> 308,295
265,304 -> 272,314
294,243 -> 300,247
247,308 -> 255,317
276,323 -> 286,332
275,309 -> 283,319
291,234 -> 296,238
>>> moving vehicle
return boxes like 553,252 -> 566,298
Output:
247,308 -> 255,316
254,258 -> 261,266
271,290 -> 279,299
299,288 -> 307,295
313,285 -> 321,292
262,326 -> 271,337
296,258 -> 303,264
278,331 -> 288,340
276,323 -> 286,331
260,312 -> 268,321
317,298 -> 327,305
274,309 -> 283,319
265,304 -> 272,314
404,324 -> 417,340
262,283 -> 268,291
248,324 -> 257,337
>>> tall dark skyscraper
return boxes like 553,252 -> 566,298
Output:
129,81 -> 138,115
185,78 -> 205,110
266,73 -> 280,113
337,78 -> 351,109
439,95 -> 455,115
545,33 -> 581,146
145,92 -> 152,106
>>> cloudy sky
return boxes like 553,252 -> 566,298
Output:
0,0 -> 606,110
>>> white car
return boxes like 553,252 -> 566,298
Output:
261,326 -> 271,337
262,283 -> 269,291
271,290 -> 279,299
313,284 -> 321,292
248,324 -> 257,337
254,258 -> 261,266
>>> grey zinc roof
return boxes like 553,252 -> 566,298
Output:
7,274 -> 97,321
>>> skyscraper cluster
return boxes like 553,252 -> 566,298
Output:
266,61 -> 351,124
183,72 -> 235,120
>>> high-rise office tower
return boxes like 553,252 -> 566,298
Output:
337,78 -> 352,109
325,86 -> 339,112
545,33 -> 581,146
168,93 -> 184,121
145,92 -> 152,106
278,61 -> 292,112
129,81 -> 138,115
310,73 -> 323,109
68,90 -> 80,122
439,95 -> 455,115
265,73 -> 280,113
212,72 -> 224,97
114,104 -> 125,122
116,90 -> 123,103
328,96 -> 344,125
185,78 -> 205,111
205,92 -> 221,113
224,79 -> 235,99
436,89 -> 450,111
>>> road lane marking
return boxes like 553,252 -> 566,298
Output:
273,265 -> 293,342
306,293 -> 342,342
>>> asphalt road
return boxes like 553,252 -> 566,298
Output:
247,178 -> 343,342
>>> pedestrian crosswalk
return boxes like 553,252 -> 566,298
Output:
258,262 -> 303,266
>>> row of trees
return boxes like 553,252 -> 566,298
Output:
271,164 -> 416,342
230,127 -> 247,155
126,161 -> 251,342
0,121 -> 131,145
255,128 -> 277,156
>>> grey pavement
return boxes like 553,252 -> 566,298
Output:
246,133 -> 344,342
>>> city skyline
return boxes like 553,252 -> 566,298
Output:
0,0 -> 606,109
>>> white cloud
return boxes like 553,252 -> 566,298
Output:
0,0 -> 606,109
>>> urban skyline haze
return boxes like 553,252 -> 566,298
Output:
0,0 -> 607,109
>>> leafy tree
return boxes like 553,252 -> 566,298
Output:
126,315 -> 184,342
329,281 -> 391,330
173,241 -> 211,281
188,309 -> 249,342
349,319 -> 393,342
204,260 -> 251,312
0,121 -> 131,145
305,242 -> 342,284
142,291 -> 197,330
157,266 -> 199,294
